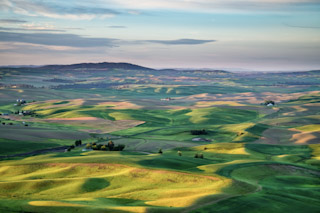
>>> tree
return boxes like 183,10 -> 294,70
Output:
107,141 -> 114,151
86,143 -> 92,149
199,153 -> 204,159
264,100 -> 275,105
97,144 -> 102,150
194,153 -> 199,158
75,140 -> 82,146
178,150 -> 182,156
158,149 -> 163,154
101,145 -> 107,150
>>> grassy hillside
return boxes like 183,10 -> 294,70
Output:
0,141 -> 319,212
0,68 -> 319,212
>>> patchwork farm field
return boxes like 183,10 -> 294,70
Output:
0,65 -> 320,212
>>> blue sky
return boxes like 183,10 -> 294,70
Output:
0,0 -> 319,71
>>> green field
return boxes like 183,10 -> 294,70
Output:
0,67 -> 319,212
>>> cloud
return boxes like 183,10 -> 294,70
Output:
284,23 -> 320,29
0,27 -> 65,32
0,31 -> 118,47
0,18 -> 27,24
1,0 -> 121,20
108,25 -> 127,28
0,29 -> 215,50
0,41 -> 107,55
64,27 -> 84,30
0,22 -> 72,32
103,0 -> 320,12
145,39 -> 215,45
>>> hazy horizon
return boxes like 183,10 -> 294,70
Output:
1,0 -> 320,71
2,61 -> 319,73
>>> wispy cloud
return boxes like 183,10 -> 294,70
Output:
145,39 -> 215,45
284,23 -> 320,29
0,41 -> 107,54
0,31 -> 118,47
64,27 -> 84,30
0,30 -> 214,48
1,0 -> 121,20
0,27 -> 65,32
104,0 -> 320,12
108,25 -> 127,28
0,18 -> 27,24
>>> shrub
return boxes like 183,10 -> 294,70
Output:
194,153 -> 199,158
199,153 -> 204,159
178,151 -> 182,156
70,145 -> 75,149
158,149 -> 163,154
101,145 -> 107,150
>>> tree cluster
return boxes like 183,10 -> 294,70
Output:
263,100 -> 275,105
191,129 -> 207,135
16,99 -> 26,106
86,141 -> 125,151
194,153 -> 204,159
14,110 -> 35,116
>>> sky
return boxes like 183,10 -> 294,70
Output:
0,0 -> 320,71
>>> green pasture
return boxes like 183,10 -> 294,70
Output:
0,139 -> 319,212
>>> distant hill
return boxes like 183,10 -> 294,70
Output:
158,69 -> 231,74
275,70 -> 320,75
39,62 -> 155,71
36,62 -> 231,73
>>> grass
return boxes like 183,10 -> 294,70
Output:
0,156 -> 230,212
111,107 -> 258,142
1,140 -> 318,213
295,124 -> 320,132
1,68 -> 320,212
0,138 -> 61,155
200,163 -> 320,213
